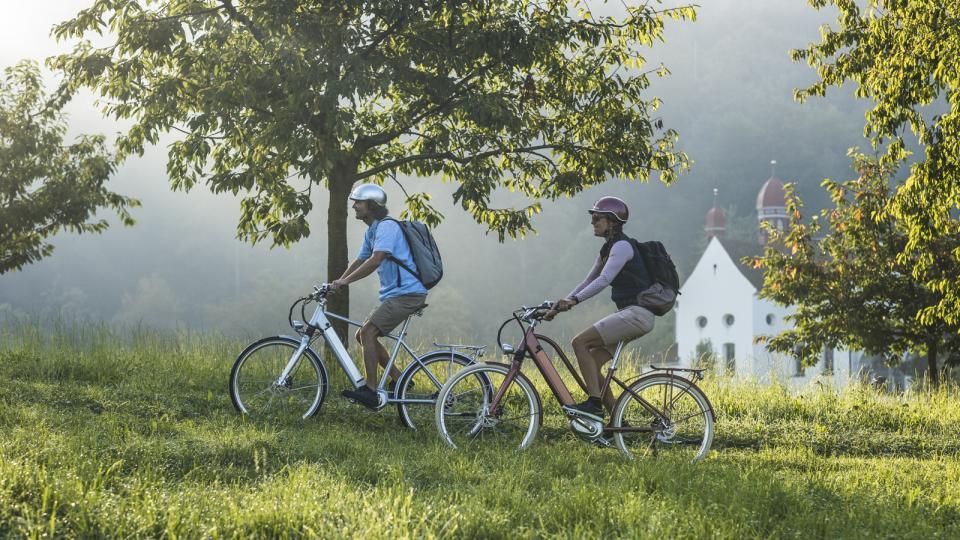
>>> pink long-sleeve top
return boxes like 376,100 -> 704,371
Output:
567,240 -> 633,302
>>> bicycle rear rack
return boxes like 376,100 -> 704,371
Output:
432,343 -> 487,360
648,365 -> 706,381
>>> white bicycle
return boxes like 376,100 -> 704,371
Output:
229,284 -> 483,430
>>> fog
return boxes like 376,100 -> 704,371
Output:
0,1 -> 872,357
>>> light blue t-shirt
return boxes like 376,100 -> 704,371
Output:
358,219 -> 429,301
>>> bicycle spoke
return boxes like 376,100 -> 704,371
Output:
496,412 -> 538,423
670,410 -> 707,425
452,388 -> 484,399
287,384 -> 320,392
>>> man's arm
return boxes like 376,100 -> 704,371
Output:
337,259 -> 365,281
331,252 -> 388,289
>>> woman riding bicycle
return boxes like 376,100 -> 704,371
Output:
545,196 -> 655,422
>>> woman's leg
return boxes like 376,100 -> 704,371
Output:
591,346 -> 616,413
577,307 -> 656,415
571,327 -> 615,413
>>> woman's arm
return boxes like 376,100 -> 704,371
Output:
567,241 -> 633,303
567,254 -> 604,300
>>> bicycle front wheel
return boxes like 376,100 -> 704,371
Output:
435,363 -> 541,450
395,351 -> 475,431
229,336 -> 328,420
611,373 -> 714,462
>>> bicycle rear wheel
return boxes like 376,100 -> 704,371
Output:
229,336 -> 328,420
435,363 -> 541,450
611,373 -> 714,462
395,351 -> 474,431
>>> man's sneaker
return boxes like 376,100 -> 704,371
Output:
563,399 -> 604,422
342,387 -> 380,410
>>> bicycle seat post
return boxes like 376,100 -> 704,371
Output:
608,342 -> 626,370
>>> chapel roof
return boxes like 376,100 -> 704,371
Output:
715,237 -> 765,290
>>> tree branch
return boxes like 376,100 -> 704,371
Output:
355,59 -> 501,151
129,6 -> 226,26
219,0 -> 266,45
356,144 -> 557,180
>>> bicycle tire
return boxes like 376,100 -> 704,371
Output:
611,373 -> 714,462
229,336 -> 329,420
435,362 -> 542,450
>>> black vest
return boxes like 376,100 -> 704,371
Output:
600,233 -> 651,309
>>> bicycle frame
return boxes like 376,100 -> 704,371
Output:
489,317 -> 677,435
275,300 -> 451,405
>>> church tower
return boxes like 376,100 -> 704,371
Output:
756,160 -> 788,244
704,188 -> 726,238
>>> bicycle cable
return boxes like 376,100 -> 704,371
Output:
496,312 -> 527,352
287,296 -> 309,331
300,297 -> 314,329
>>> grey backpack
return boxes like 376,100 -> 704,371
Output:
382,218 -> 443,289
636,282 -> 677,316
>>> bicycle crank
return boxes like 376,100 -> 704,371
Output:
569,416 -> 604,441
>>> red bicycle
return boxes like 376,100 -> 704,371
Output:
434,302 -> 715,461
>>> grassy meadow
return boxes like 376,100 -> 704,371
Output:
1,320 -> 959,538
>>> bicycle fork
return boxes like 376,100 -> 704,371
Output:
275,335 -> 312,387
486,351 -> 525,417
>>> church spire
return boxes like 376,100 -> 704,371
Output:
757,159 -> 788,244
705,187 -> 726,238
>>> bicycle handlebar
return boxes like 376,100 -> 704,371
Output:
311,283 -> 332,300
514,301 -> 555,322
496,301 -> 555,354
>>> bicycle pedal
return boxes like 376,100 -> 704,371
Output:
593,437 -> 613,448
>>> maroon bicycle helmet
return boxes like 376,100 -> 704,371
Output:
588,196 -> 629,223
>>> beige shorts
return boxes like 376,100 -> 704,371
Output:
593,305 -> 655,351
367,294 -> 427,335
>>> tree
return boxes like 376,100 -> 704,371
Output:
752,152 -> 960,387
51,0 -> 693,334
792,0 -> 960,328
0,60 -> 138,274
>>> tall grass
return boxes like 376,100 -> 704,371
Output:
1,320 -> 958,538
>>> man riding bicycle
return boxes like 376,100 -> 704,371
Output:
330,184 -> 428,409
545,196 -> 655,422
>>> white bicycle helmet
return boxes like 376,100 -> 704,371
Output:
349,183 -> 387,207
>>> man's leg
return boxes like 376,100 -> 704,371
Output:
358,322 -> 384,391
355,327 -> 402,386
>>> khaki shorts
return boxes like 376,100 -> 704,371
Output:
367,294 -> 427,335
593,305 -> 655,352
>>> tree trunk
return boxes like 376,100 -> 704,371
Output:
927,339 -> 940,389
326,167 -> 356,343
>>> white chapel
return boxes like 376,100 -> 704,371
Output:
674,163 -> 857,388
